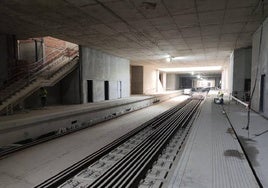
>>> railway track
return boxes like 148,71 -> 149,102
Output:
0,97 -> 187,159
35,97 -> 203,188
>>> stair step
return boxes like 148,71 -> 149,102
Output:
0,56 -> 78,109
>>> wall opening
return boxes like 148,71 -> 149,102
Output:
130,66 -> 143,94
104,80 -> 109,100
244,79 -> 251,92
244,78 -> 251,101
260,74 -> 265,112
87,80 -> 93,103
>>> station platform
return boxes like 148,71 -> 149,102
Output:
224,100 -> 268,187
167,93 -> 266,188
0,95 -> 188,188
0,91 -> 182,147
0,91 -> 267,188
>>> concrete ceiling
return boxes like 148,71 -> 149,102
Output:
0,0 -> 267,69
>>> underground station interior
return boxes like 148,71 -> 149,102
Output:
0,1 -> 268,188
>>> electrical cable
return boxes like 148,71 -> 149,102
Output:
245,23 -> 263,132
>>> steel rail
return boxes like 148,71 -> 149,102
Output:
117,102 -> 200,188
115,101 -> 201,187
126,100 -> 201,187
35,99 -> 190,188
88,100 -> 200,188
0,99 -> 189,160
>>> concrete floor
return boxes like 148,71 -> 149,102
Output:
224,101 -> 268,187
0,96 -> 188,188
168,94 -> 259,188
1,93 -> 267,188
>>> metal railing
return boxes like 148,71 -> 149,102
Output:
0,45 -> 78,104
230,95 -> 249,107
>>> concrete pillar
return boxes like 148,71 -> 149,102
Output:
162,72 -> 167,91
143,65 -> 158,94
166,73 -> 176,90
221,67 -> 227,91
0,34 -> 17,87
231,47 -> 252,100
18,38 -> 43,63
228,52 -> 234,93
156,70 -> 159,92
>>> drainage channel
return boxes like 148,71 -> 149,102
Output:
35,98 -> 202,188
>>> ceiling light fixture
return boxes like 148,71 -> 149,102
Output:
165,55 -> 173,63
172,56 -> 188,60
166,57 -> 171,62
158,66 -> 222,72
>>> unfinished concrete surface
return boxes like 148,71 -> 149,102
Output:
251,17 -> 268,117
0,0 -> 266,67
0,0 -> 268,187
231,47 -> 252,100
167,95 -> 259,188
81,47 -> 130,102
0,96 -> 188,188
131,66 -> 144,94
0,92 -> 183,147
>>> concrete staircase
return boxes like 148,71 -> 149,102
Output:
0,47 -> 79,114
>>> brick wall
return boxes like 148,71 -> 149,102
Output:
43,37 -> 77,63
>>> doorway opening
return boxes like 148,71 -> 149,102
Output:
87,80 -> 93,103
104,81 -> 109,100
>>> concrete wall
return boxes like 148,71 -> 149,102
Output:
131,66 -> 143,94
0,35 -> 9,87
60,67 -> 81,104
18,37 -> 76,64
25,67 -> 81,108
109,81 -> 118,99
18,39 -> 43,63
81,47 -> 130,103
93,80 -> 105,101
232,47 -> 252,100
0,91 -> 182,147
251,18 -> 268,117
0,34 -> 17,87
166,73 -> 180,90
143,65 -> 158,94
43,37 -> 76,62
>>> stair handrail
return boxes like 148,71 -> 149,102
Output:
46,55 -> 79,80
0,48 -> 64,91
0,45 -> 78,103
28,45 -> 79,81
1,46 -> 78,89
